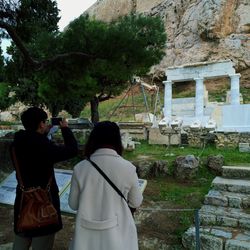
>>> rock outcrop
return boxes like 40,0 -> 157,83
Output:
85,0 -> 250,82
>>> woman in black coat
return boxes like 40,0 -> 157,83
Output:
11,107 -> 78,250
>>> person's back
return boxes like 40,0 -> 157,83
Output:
12,107 -> 78,250
68,121 -> 143,250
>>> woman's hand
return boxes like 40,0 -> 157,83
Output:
59,118 -> 68,128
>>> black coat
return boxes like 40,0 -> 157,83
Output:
11,127 -> 78,237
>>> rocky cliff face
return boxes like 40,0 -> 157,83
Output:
86,0 -> 250,82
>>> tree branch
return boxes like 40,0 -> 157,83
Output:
0,21 -> 95,70
38,52 -> 95,70
98,91 -> 113,102
0,21 -> 40,67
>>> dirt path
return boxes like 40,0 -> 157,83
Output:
0,206 -> 75,250
0,202 -> 186,249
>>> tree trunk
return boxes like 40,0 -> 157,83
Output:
90,96 -> 100,123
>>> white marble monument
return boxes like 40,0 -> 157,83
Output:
160,60 -> 249,132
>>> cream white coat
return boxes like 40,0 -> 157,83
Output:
68,148 -> 143,250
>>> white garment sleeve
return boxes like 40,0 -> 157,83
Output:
127,169 -> 143,208
68,169 -> 80,211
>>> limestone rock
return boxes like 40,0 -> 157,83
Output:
174,155 -> 199,179
133,160 -> 152,178
150,160 -> 169,177
207,154 -> 225,175
132,160 -> 169,178
85,0 -> 250,81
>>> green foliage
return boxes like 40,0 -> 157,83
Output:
39,13 -> 166,119
0,82 -> 14,110
2,2 -> 167,120
108,14 -> 166,74
3,0 -> 60,113
241,87 -> 250,104
14,0 -> 60,42
62,14 -> 166,99
159,181 -> 211,207
37,71 -> 98,116
208,88 -> 227,102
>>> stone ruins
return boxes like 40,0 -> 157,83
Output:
160,59 -> 246,131
147,59 -> 250,148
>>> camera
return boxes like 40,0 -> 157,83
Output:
51,117 -> 62,126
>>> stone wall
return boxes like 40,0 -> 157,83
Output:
215,132 -> 250,149
186,129 -> 250,149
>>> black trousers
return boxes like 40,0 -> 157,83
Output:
13,233 -> 55,250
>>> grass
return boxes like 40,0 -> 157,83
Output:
123,140 -> 250,166
123,141 -> 250,204
122,140 -> 250,244
80,86 -> 165,122
241,87 -> 250,103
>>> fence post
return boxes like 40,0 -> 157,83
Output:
194,209 -> 200,250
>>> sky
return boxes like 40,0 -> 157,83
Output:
1,0 -> 97,57
56,0 -> 97,31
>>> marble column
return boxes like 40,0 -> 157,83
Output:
194,78 -> 204,117
229,73 -> 241,105
163,80 -> 173,119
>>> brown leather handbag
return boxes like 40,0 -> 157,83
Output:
11,146 -> 59,233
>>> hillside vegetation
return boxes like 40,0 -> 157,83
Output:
80,78 -> 250,121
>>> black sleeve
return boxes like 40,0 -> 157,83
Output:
47,127 -> 78,163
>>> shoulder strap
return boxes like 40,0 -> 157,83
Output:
87,158 -> 128,203
11,145 -> 24,188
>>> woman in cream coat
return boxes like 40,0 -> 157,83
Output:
68,121 -> 143,250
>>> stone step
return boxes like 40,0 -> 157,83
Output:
199,205 -> 250,230
204,190 -> 250,208
222,166 -> 250,179
212,177 -> 250,194
182,226 -> 250,250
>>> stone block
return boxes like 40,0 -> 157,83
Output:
239,218 -> 250,230
121,128 -> 147,140
212,177 -> 250,194
210,228 -> 232,239
228,196 -> 242,208
242,197 -> 250,208
216,216 -> 238,227
200,234 -> 223,250
235,233 -> 250,242
134,112 -> 155,123
239,143 -> 250,152
222,166 -> 250,179
225,239 -> 250,250
199,214 -> 216,225
182,227 -> 196,249
148,127 -> 168,145
204,191 -> 228,207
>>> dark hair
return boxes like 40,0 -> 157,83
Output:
21,107 -> 48,131
84,121 -> 123,157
